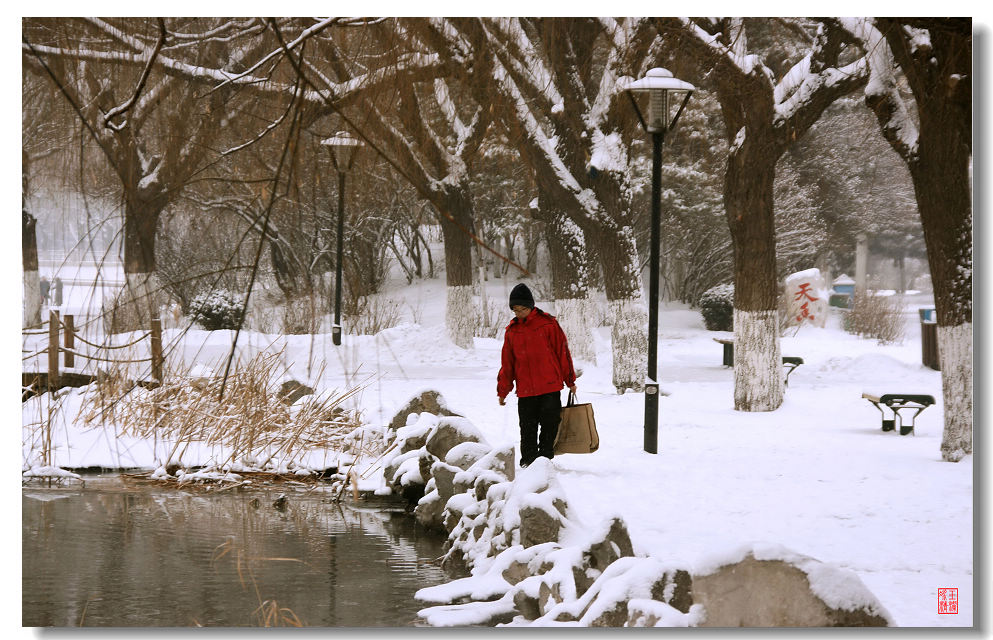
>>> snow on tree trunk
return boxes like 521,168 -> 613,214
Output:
733,309 -> 784,412
555,297 -> 596,364
446,285 -> 474,349
590,226 -> 648,393
609,297 -> 648,393
726,147 -> 784,413
938,323 -> 972,461
436,186 -> 477,350
104,197 -> 166,332
541,206 -> 595,363
23,272 -> 41,328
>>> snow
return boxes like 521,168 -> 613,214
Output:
18,265 -> 972,628
840,18 -> 919,155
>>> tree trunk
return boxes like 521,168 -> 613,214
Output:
870,18 -> 972,461
543,209 -> 596,363
23,149 -> 41,328
726,143 -> 784,412
106,199 -> 165,333
437,185 -> 477,349
912,128 -> 972,461
23,209 -> 42,328
589,225 -> 648,393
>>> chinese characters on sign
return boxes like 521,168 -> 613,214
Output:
784,268 -> 828,328
794,282 -> 817,322
938,588 -> 958,614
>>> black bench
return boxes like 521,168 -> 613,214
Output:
713,338 -> 804,387
862,393 -> 935,436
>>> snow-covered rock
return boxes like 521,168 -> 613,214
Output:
691,543 -> 893,626
425,416 -> 487,461
445,441 -> 491,470
388,389 -> 460,432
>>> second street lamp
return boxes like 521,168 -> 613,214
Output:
321,131 -> 363,347
624,67 -> 694,454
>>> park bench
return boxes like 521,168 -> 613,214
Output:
862,393 -> 935,436
713,338 -> 804,387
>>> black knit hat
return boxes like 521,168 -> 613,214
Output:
509,283 -> 535,309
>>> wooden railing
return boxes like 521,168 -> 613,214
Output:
23,311 -> 164,390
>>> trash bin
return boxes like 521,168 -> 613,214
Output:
919,308 -> 940,371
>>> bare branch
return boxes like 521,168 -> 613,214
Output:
103,18 -> 168,131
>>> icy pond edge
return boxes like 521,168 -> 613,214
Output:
381,391 -> 896,628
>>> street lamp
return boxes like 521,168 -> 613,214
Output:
321,131 -> 363,346
624,67 -> 694,454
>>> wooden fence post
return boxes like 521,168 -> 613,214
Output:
47,310 -> 60,389
63,314 -> 75,368
151,317 -> 163,382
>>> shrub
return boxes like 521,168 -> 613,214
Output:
191,289 -> 246,330
844,291 -> 906,344
345,296 -> 402,336
699,283 -> 734,331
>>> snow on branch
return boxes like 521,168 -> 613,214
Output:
490,55 -> 581,196
481,18 -> 564,111
102,18 -> 167,131
165,18 -> 263,43
23,42 -> 278,89
84,17 -> 148,52
774,53 -> 812,105
773,55 -> 867,123
434,78 -> 469,142
679,17 -> 763,78
588,18 -> 642,130
839,18 -> 919,159
212,18 -> 339,92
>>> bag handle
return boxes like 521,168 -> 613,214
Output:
567,390 -> 577,406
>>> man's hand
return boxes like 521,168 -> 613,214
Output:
568,385 -> 577,394
498,395 -> 506,406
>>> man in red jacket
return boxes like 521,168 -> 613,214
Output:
498,283 -> 577,467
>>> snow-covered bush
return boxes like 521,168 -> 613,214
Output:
190,289 -> 245,330
698,284 -> 734,332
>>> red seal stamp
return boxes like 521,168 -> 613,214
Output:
938,588 -> 958,614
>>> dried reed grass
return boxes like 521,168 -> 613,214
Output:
77,349 -> 382,476
211,537 -> 308,627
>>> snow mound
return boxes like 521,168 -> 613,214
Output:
817,353 -> 923,382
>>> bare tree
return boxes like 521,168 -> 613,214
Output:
22,18 -> 273,330
657,18 -> 869,410
433,17 -> 662,391
843,18 -> 972,461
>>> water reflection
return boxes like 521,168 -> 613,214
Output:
22,477 -> 452,627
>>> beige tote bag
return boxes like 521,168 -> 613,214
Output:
554,392 -> 599,454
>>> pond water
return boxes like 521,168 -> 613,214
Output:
22,477 -> 454,627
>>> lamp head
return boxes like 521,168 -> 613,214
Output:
624,68 -> 695,134
321,131 -> 364,172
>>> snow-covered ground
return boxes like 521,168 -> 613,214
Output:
20,271 -> 972,628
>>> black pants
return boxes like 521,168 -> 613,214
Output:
518,391 -> 561,463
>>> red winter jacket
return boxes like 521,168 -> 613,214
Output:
497,308 -> 577,398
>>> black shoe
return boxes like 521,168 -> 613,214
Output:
519,457 -> 534,468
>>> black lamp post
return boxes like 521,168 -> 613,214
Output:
321,132 -> 363,346
624,68 -> 694,454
